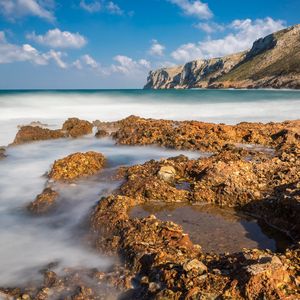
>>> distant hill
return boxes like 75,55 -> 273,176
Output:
144,24 -> 300,89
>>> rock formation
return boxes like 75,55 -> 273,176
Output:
48,151 -> 105,181
144,24 -> 300,89
12,117 -> 94,145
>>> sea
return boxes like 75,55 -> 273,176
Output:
0,89 -> 300,146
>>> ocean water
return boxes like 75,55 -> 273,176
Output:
0,89 -> 300,145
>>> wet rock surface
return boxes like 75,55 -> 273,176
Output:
48,151 -> 105,182
27,188 -> 59,214
0,147 -> 6,159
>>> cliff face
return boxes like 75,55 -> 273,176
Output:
144,25 -> 300,89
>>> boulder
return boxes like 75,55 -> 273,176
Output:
62,118 -> 93,138
48,151 -> 105,181
0,147 -> 6,159
95,129 -> 109,138
183,259 -> 207,274
28,188 -> 58,213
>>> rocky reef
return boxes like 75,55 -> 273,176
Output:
90,146 -> 299,298
144,24 -> 300,89
1,116 -> 299,299
111,115 -> 300,152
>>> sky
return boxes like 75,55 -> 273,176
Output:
0,0 -> 299,89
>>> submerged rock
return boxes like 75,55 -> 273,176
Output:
95,129 -> 109,138
0,147 -> 6,159
28,188 -> 58,214
62,117 -> 93,138
48,151 -> 105,181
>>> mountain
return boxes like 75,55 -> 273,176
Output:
144,24 -> 300,89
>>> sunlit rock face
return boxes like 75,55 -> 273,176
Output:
145,25 -> 300,90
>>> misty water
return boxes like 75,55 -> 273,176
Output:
0,136 -> 201,286
1,89 -> 300,145
0,89 -> 298,288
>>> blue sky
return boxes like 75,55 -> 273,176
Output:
0,0 -> 299,89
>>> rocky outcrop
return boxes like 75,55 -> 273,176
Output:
89,145 -> 300,298
62,118 -> 93,138
48,151 -> 105,181
144,24 -> 300,89
113,115 -> 300,152
13,126 -> 65,145
12,118 -> 94,145
28,188 -> 58,214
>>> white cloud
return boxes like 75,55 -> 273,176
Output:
82,54 -> 99,69
27,29 -> 87,49
149,40 -> 165,56
106,1 -> 123,15
73,59 -> 83,70
171,18 -> 285,62
80,0 -> 101,13
169,0 -> 212,19
72,54 -> 102,72
0,31 -> 67,68
44,50 -> 67,68
195,22 -> 225,34
111,55 -> 151,74
79,0 -> 124,16
0,0 -> 54,21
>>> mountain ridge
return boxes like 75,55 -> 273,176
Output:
144,24 -> 300,89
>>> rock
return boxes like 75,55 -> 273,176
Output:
0,147 -> 6,159
157,165 -> 176,182
12,126 -> 65,145
113,115 -> 300,152
148,282 -> 160,293
95,129 -> 109,138
28,188 -> 58,213
245,255 -> 283,276
12,118 -> 94,145
183,259 -> 207,274
48,151 -> 105,181
62,118 -> 93,138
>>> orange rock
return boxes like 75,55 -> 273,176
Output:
48,151 -> 105,181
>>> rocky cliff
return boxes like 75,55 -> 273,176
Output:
144,24 -> 300,89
